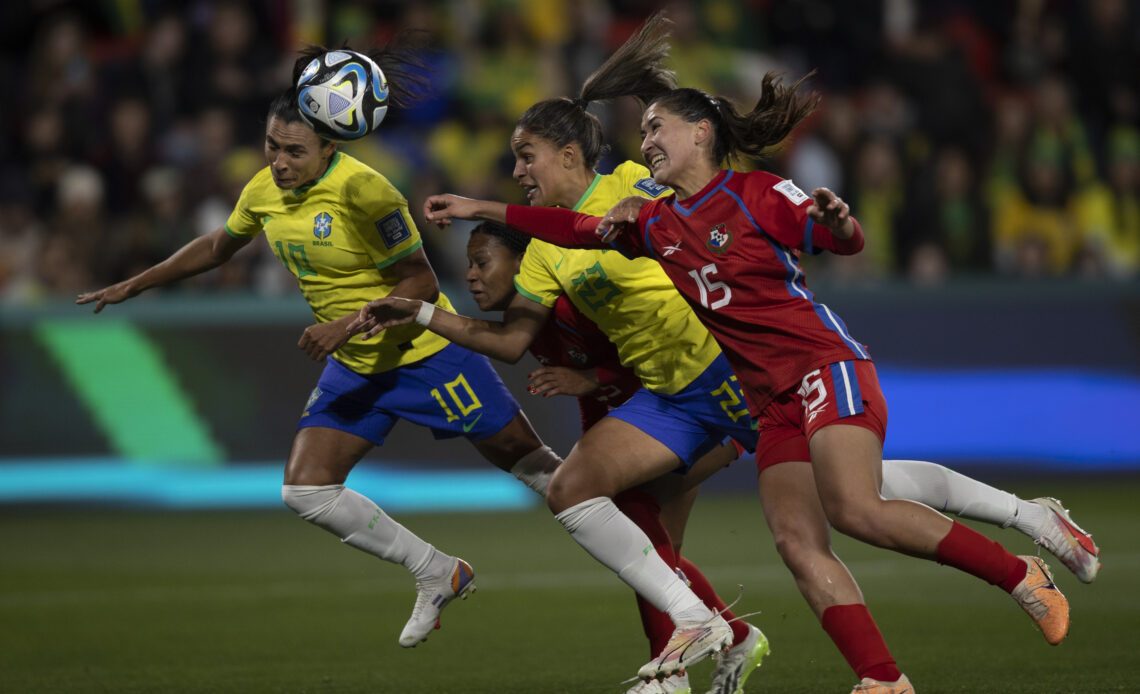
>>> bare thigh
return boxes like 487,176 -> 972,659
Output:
546,417 -> 683,514
283,426 -> 374,486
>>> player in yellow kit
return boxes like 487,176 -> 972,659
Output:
76,45 -> 563,650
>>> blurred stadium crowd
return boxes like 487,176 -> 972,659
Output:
1,0 -> 1137,305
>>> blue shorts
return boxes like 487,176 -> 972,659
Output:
607,353 -> 759,471
298,343 -> 521,446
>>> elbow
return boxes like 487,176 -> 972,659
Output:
491,340 -> 530,364
490,341 -> 528,364
503,346 -> 528,364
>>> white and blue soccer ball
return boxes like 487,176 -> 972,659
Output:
296,50 -> 389,141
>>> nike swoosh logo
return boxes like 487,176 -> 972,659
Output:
461,413 -> 483,433
554,255 -> 564,270
1055,513 -> 1098,555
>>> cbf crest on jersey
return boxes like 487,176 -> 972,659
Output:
313,212 -> 333,239
707,224 -> 733,253
376,209 -> 412,248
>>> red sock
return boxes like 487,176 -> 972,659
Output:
821,604 -> 901,682
677,556 -> 749,646
614,489 -> 676,655
936,521 -> 1027,592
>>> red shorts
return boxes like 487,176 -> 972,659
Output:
753,360 -> 888,473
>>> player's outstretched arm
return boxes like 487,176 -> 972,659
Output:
350,292 -> 549,364
423,194 -> 508,228
76,227 -> 250,313
596,196 -> 649,243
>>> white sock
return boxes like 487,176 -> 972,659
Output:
555,496 -> 708,622
881,460 -> 1019,527
510,445 -> 563,496
1010,498 -> 1049,537
282,484 -> 451,580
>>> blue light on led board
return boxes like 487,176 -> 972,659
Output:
0,459 -> 537,511
878,366 -> 1140,468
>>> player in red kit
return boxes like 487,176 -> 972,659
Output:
419,72 -> 1080,694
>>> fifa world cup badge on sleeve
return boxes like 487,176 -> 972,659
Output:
633,177 -> 669,198
376,210 -> 412,248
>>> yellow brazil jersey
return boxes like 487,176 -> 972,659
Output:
513,160 -> 723,394
225,152 -> 453,374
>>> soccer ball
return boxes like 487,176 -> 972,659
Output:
296,50 -> 389,141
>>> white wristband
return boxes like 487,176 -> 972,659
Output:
414,301 -> 436,327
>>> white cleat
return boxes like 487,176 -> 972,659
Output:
1030,497 -> 1100,583
398,557 -> 476,647
637,614 -> 733,681
706,623 -> 770,694
626,672 -> 691,693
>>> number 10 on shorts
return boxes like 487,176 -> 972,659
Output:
430,373 -> 482,422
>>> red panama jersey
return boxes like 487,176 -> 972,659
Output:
505,169 -> 869,415
527,294 -> 642,432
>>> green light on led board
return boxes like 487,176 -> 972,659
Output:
36,320 -> 224,465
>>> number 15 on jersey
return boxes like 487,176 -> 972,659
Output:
688,262 -> 732,310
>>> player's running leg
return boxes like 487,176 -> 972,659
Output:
811,425 -> 1069,646
548,418 -> 732,680
282,426 -> 474,647
881,460 -> 1100,582
759,460 -> 907,690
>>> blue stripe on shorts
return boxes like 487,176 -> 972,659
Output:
830,360 -> 864,418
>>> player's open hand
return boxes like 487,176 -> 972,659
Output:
76,281 -> 139,313
298,316 -> 354,361
527,366 -> 600,398
596,196 -> 647,243
423,194 -> 478,228
807,187 -> 853,235
346,296 -> 420,340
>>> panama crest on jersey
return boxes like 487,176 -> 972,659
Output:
707,224 -> 733,253
313,212 -> 333,239
567,345 -> 588,366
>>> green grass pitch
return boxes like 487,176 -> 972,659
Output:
2,476 -> 1137,693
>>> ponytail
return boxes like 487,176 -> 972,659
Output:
513,10 -> 678,170
653,72 -> 819,166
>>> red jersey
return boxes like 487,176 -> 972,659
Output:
527,294 -> 642,431
505,169 -> 869,415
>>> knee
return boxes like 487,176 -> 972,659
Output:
820,495 -> 884,541
282,483 -> 343,521
544,471 -> 575,514
770,526 -> 822,576
545,465 -> 604,515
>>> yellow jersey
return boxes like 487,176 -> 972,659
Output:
514,161 -> 723,394
225,152 -> 452,374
